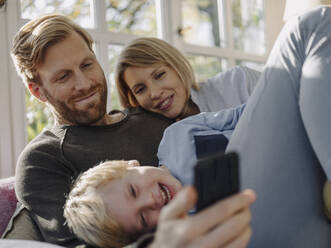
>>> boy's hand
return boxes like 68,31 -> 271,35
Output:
149,186 -> 256,248
323,180 -> 331,220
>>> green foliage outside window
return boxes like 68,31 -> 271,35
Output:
187,55 -> 227,83
25,90 -> 54,142
106,0 -> 156,36
232,0 -> 265,54
108,44 -> 124,110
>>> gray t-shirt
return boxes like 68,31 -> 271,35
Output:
191,66 -> 260,112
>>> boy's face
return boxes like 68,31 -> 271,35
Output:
98,165 -> 182,234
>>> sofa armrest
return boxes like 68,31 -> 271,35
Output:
0,177 -> 17,237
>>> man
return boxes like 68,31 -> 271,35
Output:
4,14 -> 255,248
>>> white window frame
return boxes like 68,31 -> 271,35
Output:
0,3 -> 15,177
0,0 -> 285,178
176,0 -> 270,67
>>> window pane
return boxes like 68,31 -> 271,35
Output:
181,0 -> 224,47
20,0 -> 93,28
108,44 -> 124,110
25,90 -> 54,142
236,60 -> 264,72
187,55 -> 227,83
105,0 -> 156,36
232,0 -> 265,55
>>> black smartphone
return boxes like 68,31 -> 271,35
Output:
194,152 -> 240,212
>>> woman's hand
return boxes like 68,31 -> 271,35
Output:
149,186 -> 256,248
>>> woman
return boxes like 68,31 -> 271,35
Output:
115,6 -> 331,247
115,37 -> 260,120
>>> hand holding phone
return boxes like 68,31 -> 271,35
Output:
194,152 -> 240,212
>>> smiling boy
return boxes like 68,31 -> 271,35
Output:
64,160 -> 255,248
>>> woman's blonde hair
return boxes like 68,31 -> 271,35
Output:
11,14 -> 93,86
64,161 -> 136,248
115,37 -> 198,108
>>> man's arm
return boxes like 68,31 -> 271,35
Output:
13,132 -> 92,247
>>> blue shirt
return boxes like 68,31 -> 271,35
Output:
157,104 -> 245,185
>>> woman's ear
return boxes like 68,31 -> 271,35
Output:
128,160 -> 140,167
28,81 -> 47,102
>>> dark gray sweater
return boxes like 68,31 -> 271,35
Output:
10,107 -> 173,248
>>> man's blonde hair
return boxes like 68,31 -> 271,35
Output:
11,14 -> 93,86
64,161 -> 135,248
115,37 -> 198,108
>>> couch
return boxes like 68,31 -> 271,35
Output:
0,177 -> 17,237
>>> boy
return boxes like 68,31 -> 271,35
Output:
64,160 -> 255,248
65,102 -> 331,248
64,105 -> 252,248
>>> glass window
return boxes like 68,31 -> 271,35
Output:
105,0 -> 157,36
236,59 -> 264,72
181,0 -> 224,47
187,54 -> 228,83
20,0 -> 94,28
25,90 -> 54,142
108,44 -> 124,110
232,0 -> 265,55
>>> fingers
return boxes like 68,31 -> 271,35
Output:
194,207 -> 252,248
323,180 -> 331,220
226,227 -> 252,248
160,186 -> 197,221
154,189 -> 256,248
151,187 -> 198,248
189,189 -> 256,236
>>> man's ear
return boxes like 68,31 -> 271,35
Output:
28,81 -> 47,102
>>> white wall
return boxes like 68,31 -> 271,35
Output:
0,4 -> 15,178
265,0 -> 286,54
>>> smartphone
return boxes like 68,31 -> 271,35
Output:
194,152 -> 240,212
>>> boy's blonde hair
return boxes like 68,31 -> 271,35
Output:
64,161 -> 135,248
115,37 -> 198,108
11,14 -> 93,86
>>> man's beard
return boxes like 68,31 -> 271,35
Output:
44,78 -> 108,125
